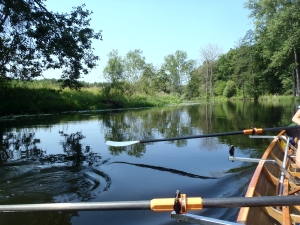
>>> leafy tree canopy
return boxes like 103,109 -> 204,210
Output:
0,0 -> 102,89
103,49 -> 124,84
162,50 -> 195,94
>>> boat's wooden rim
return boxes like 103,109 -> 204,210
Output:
237,131 -> 286,224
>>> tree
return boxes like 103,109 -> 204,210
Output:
200,43 -> 222,97
123,49 -> 146,94
246,0 -> 300,96
154,68 -> 171,94
223,80 -> 237,98
103,50 -> 125,97
138,64 -> 171,94
162,50 -> 195,95
0,0 -> 102,89
139,63 -> 156,94
213,80 -> 227,96
232,30 -> 258,99
216,50 -> 235,82
185,69 -> 201,99
103,50 -> 124,84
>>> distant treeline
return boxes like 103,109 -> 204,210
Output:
101,1 -> 300,101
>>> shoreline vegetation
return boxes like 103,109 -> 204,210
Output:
1,79 -> 299,120
1,1 -> 300,121
0,79 -> 181,118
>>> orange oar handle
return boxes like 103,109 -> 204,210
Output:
243,128 -> 263,135
150,194 -> 202,213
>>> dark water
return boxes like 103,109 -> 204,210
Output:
0,101 -> 297,225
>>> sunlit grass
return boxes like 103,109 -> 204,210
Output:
6,79 -> 298,117
0,81 -> 182,116
126,93 -> 182,108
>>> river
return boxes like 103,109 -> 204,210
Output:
0,101 -> 297,225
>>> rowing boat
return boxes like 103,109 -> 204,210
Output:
233,125 -> 300,225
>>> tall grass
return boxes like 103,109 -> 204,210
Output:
2,80 -> 299,116
0,80 -> 182,116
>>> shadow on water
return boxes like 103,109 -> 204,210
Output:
110,161 -> 217,179
0,130 -> 111,225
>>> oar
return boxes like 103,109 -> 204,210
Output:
0,195 -> 300,212
106,125 -> 299,147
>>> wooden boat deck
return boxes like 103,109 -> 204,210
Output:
237,129 -> 300,225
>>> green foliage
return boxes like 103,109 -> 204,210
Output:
216,50 -> 235,81
245,0 -> 300,96
139,64 -> 156,94
0,79 -> 183,116
102,50 -> 127,99
162,50 -> 195,95
103,50 -> 124,84
213,80 -> 227,96
280,75 -> 293,95
0,79 -> 107,114
0,0 -> 102,89
152,69 -> 171,94
184,69 -> 201,99
123,49 -> 146,84
227,30 -> 257,98
3,0 -> 300,104
223,80 -> 237,98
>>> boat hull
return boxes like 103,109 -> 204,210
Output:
237,128 -> 300,225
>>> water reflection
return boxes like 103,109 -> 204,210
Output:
103,108 -> 195,157
0,101 -> 297,225
50,131 -> 101,167
0,130 -> 112,224
1,131 -> 44,161
0,131 -> 103,168
103,101 -> 294,159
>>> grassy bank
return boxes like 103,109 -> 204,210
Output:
0,80 -> 182,116
191,94 -> 300,103
1,80 -> 299,117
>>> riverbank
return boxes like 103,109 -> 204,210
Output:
1,80 -> 299,117
0,80 -> 181,116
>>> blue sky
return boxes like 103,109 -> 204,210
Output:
44,0 -> 254,83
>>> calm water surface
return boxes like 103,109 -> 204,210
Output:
0,101 -> 297,225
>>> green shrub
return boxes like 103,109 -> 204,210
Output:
213,80 -> 227,96
223,80 -> 237,98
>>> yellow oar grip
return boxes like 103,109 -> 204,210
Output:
243,128 -> 263,135
150,197 -> 203,212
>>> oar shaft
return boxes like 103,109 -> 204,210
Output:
262,125 -> 298,132
106,125 -> 299,146
140,131 -> 243,143
203,195 -> 300,208
0,201 -> 151,212
139,125 -> 297,143
1,195 -> 300,212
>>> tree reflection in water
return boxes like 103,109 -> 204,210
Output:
39,131 -> 102,167
1,132 -> 44,161
0,131 -> 111,225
